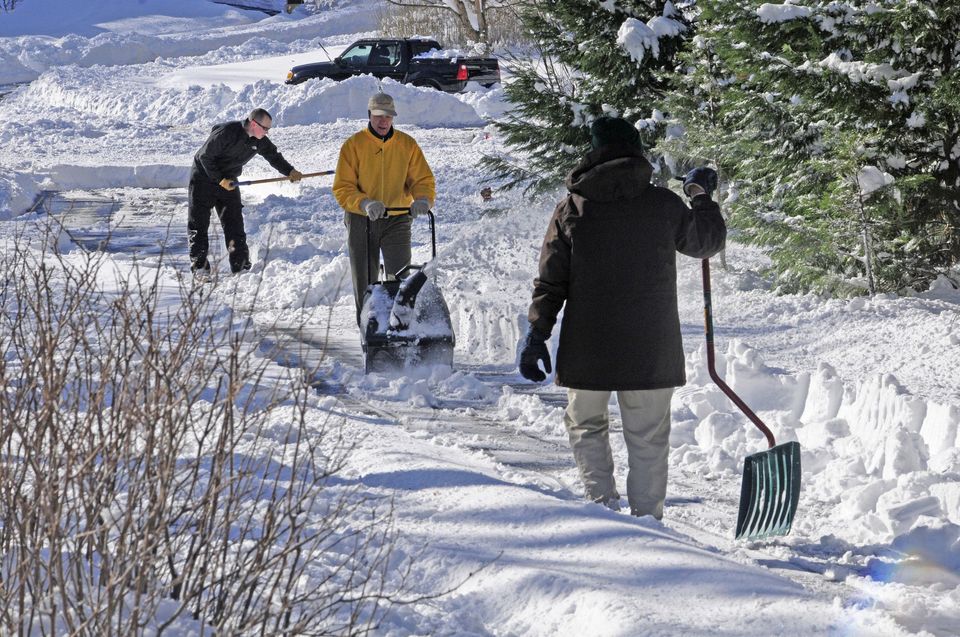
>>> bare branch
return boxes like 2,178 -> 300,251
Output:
0,214 -> 414,634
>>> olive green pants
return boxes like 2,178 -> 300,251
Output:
564,387 -> 675,519
345,212 -> 412,325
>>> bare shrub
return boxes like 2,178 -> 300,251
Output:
0,218 -> 402,635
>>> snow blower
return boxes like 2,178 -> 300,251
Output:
360,209 -> 455,374
701,258 -> 801,540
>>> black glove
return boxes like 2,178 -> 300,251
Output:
682,167 -> 718,198
519,327 -> 552,382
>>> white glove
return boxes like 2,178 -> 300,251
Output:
409,198 -> 431,218
361,198 -> 386,220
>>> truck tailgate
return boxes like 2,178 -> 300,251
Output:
461,59 -> 499,85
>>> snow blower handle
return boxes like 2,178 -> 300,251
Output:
385,207 -> 436,259
701,258 -> 777,449
232,170 -> 335,187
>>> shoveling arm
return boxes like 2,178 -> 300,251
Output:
232,170 -> 335,187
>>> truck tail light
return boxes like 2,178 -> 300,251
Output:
456,64 -> 468,81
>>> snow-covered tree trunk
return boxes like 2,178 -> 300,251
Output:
857,193 -> 877,295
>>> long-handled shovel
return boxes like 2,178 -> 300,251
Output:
231,169 -> 335,187
701,258 -> 801,540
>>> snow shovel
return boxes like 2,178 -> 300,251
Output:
232,169 -> 335,187
701,258 -> 801,540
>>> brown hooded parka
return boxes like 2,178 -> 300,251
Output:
528,143 -> 726,390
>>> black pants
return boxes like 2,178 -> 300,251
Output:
187,177 -> 250,273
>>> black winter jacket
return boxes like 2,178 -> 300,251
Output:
528,143 -> 726,390
191,120 -> 294,184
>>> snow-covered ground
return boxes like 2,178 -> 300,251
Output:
1,1 -> 958,635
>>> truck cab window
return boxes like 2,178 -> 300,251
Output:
341,44 -> 371,66
370,43 -> 399,67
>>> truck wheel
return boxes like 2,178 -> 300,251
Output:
414,81 -> 442,91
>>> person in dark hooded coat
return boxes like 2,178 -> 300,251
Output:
518,116 -> 726,518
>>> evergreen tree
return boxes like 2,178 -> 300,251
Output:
663,1 -> 853,292
668,0 -> 959,294
835,0 -> 960,283
657,20 -> 734,178
483,0 -> 692,193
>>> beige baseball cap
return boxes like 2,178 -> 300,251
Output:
368,92 -> 397,117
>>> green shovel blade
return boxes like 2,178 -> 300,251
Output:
735,441 -> 802,540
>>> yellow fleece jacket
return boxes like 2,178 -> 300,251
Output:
333,127 -> 436,216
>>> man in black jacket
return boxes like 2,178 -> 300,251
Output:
189,108 -> 302,275
518,116 -> 726,519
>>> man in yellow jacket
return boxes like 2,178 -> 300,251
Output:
334,91 -> 436,325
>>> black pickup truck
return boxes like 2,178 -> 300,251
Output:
284,38 -> 500,93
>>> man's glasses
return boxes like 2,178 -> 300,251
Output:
254,119 -> 271,132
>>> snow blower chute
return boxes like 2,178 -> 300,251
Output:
701,258 -> 801,540
360,209 -> 455,374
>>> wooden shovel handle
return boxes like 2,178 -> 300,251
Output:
233,170 -> 335,186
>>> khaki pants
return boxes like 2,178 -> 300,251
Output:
345,211 -> 412,325
564,387 -> 674,519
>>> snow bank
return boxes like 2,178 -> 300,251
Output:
11,69 -> 485,129
679,339 -> 960,549
457,83 -> 510,120
0,0 -> 252,38
0,1 -> 377,84
453,295 -> 959,554
272,76 -> 486,127
0,169 -> 41,219
43,164 -> 191,190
